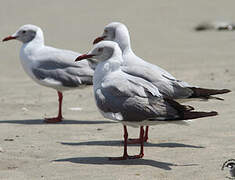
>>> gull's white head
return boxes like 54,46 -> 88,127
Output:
93,22 -> 131,52
75,41 -> 122,62
3,24 -> 44,44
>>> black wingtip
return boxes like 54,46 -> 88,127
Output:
208,111 -> 218,116
221,89 -> 231,94
165,98 -> 218,120
189,87 -> 231,99
183,111 -> 218,120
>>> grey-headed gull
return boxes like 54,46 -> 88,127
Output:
75,41 -> 218,160
93,22 -> 230,142
3,24 -> 94,123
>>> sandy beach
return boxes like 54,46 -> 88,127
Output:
0,0 -> 235,179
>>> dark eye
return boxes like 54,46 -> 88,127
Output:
98,48 -> 103,52
22,30 -> 26,34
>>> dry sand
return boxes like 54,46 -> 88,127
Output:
0,0 -> 235,179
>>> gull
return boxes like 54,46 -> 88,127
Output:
3,24 -> 94,123
93,22 -> 230,142
75,41 -> 218,160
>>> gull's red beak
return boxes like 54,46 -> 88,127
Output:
93,36 -> 106,44
75,54 -> 95,61
2,36 -> 17,42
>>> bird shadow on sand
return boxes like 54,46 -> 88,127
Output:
60,140 -> 204,148
53,156 -> 197,170
0,119 -> 115,125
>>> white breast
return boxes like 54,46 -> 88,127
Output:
93,61 -> 110,90
20,45 -> 38,80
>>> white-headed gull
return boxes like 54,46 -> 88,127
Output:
3,24 -> 94,123
93,22 -> 230,142
75,41 -> 218,160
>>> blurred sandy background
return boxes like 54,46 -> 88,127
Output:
0,0 -> 235,179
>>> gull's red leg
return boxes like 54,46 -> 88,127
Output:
109,125 -> 144,160
133,126 -> 144,158
44,91 -> 63,123
127,126 -> 149,144
109,125 -> 129,160
144,126 -> 149,142
127,127 -> 142,144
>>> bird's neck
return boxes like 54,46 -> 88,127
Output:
96,55 -> 122,75
93,57 -> 120,89
121,44 -> 133,56
20,37 -> 45,63
22,34 -> 44,52
115,29 -> 133,55
106,56 -> 123,71
30,32 -> 45,46
24,30 -> 45,48
116,38 -> 131,55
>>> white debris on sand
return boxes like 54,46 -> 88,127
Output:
0,147 -> 4,152
21,107 -> 29,112
68,107 -> 83,111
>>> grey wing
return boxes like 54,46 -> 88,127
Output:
32,48 -> 94,87
95,74 -> 179,122
122,65 -> 193,99
32,66 -> 92,87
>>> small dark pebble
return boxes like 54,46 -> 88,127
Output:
97,128 -> 103,131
